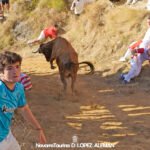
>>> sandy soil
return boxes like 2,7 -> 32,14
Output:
10,53 -> 150,150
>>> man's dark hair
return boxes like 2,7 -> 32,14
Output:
0,51 -> 22,72
54,24 -> 59,28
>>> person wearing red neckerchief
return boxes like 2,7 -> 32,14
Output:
27,24 -> 59,46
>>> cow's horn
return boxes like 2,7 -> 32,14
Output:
32,49 -> 39,53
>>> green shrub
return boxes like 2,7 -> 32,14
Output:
38,0 -> 66,11
27,0 -> 40,11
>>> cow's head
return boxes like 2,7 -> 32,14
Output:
32,44 -> 44,53
33,42 -> 53,62
38,44 -> 45,53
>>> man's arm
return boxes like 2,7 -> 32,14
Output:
27,39 -> 41,46
19,104 -> 47,144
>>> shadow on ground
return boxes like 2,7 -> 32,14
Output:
12,63 -> 150,150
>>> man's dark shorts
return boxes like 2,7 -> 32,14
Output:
2,0 -> 9,5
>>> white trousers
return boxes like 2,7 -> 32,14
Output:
123,48 -> 132,59
0,131 -> 21,150
37,30 -> 46,41
70,0 -> 94,15
124,56 -> 142,82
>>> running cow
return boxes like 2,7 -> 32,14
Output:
33,37 -> 94,93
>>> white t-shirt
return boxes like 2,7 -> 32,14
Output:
139,28 -> 150,49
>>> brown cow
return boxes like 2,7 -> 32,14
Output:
34,37 -> 94,93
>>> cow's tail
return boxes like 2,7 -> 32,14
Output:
78,61 -> 94,74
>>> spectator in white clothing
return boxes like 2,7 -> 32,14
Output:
120,47 -> 150,84
119,16 -> 150,62
70,0 -> 94,16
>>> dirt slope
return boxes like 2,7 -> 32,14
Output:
11,53 -> 150,150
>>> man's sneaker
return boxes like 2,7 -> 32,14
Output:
122,79 -> 129,84
27,41 -> 33,46
119,57 -> 127,62
120,74 -> 125,80
27,41 -> 31,44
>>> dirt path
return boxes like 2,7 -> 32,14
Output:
12,55 -> 150,150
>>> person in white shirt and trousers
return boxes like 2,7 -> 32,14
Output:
119,16 -> 150,62
70,0 -> 94,16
